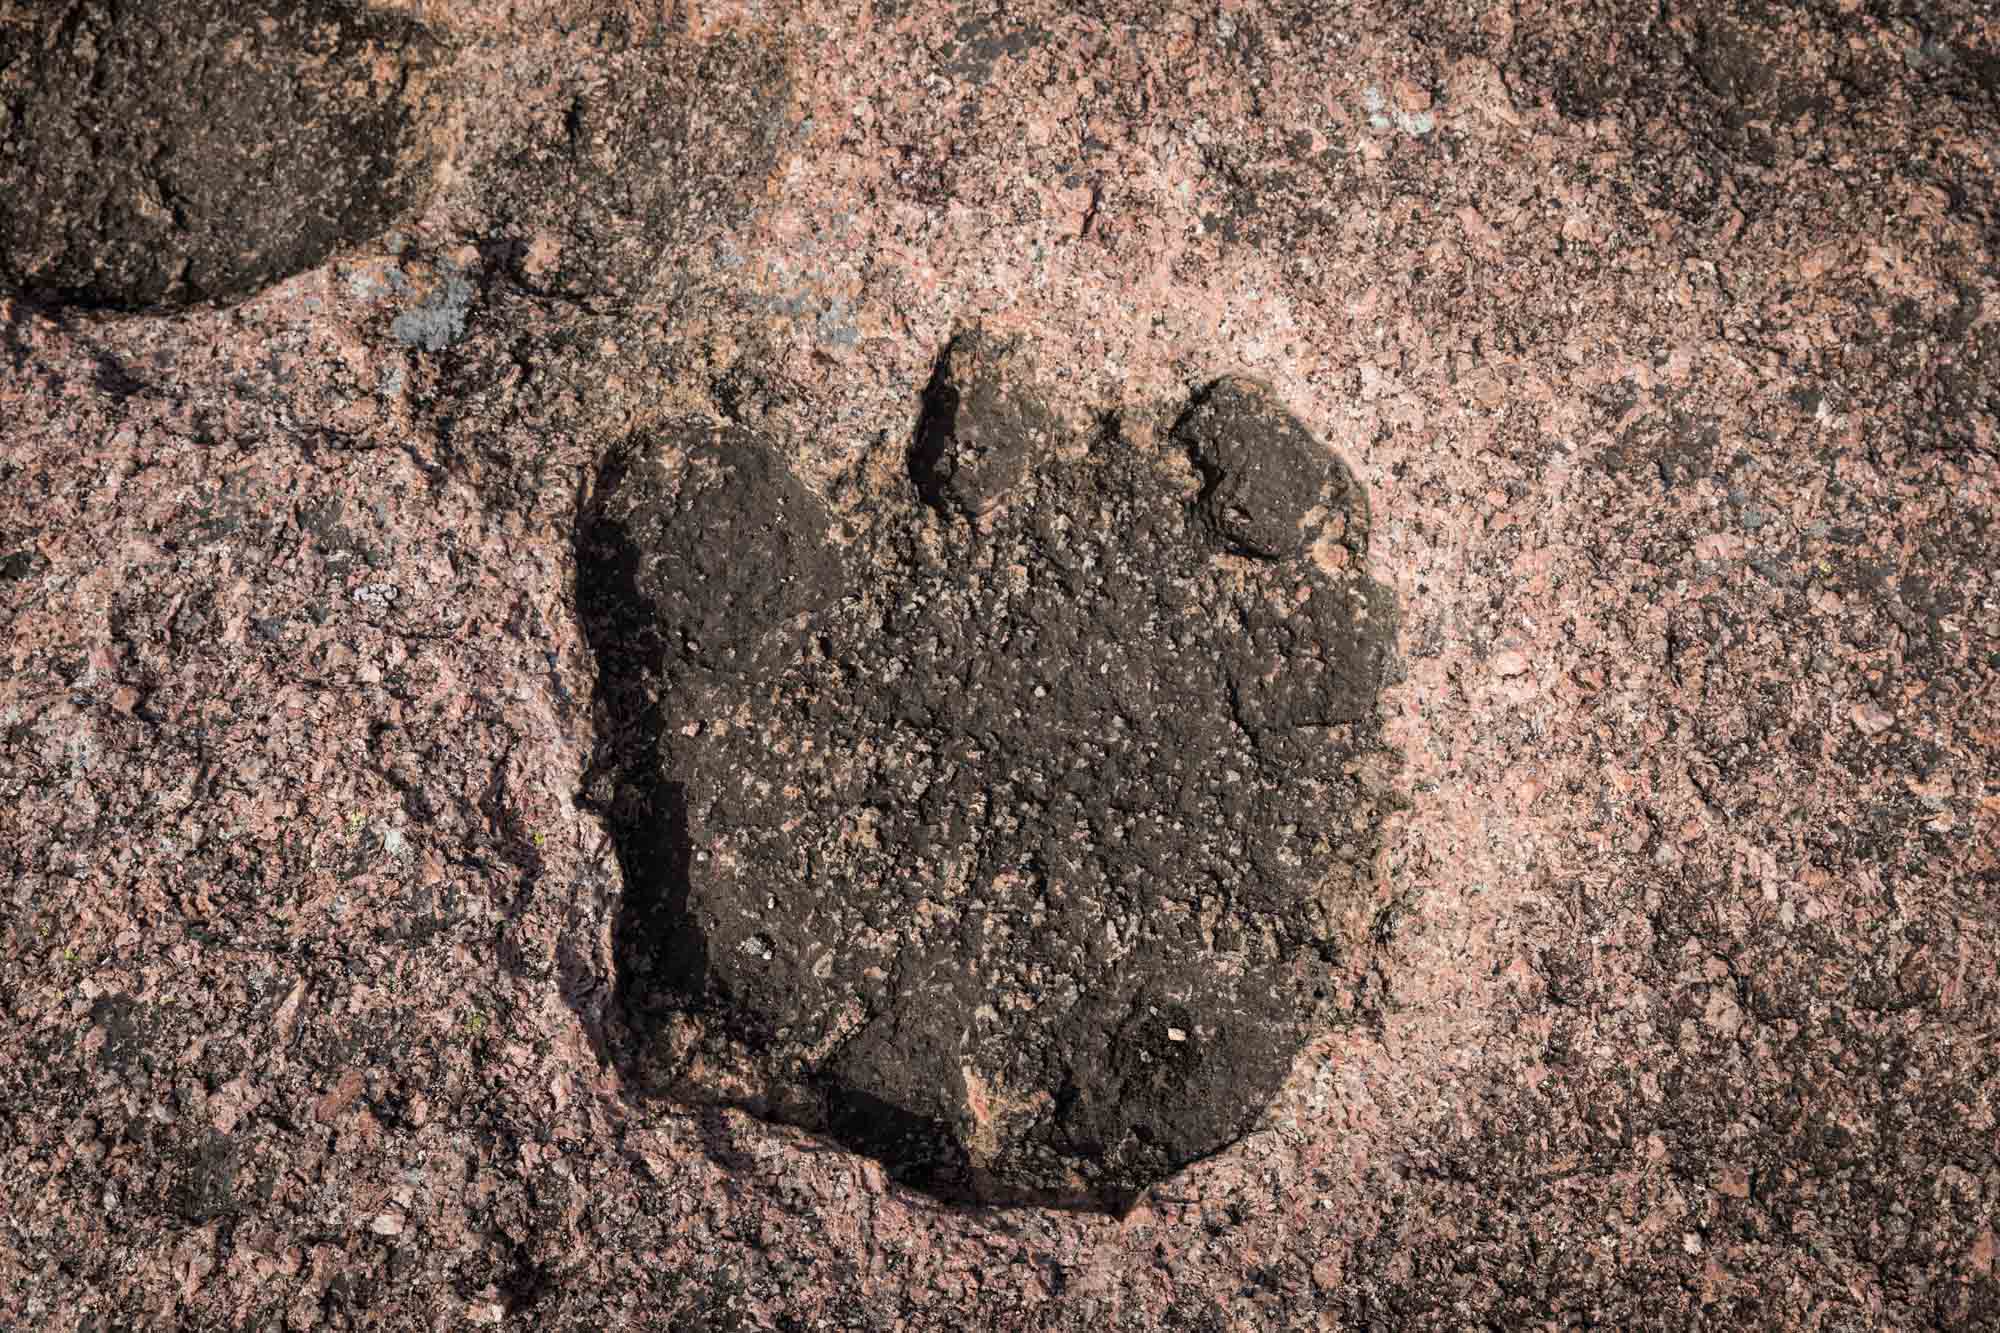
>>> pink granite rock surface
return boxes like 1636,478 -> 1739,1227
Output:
3,0 -> 1998,1328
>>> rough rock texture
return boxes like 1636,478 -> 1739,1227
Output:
580,363 -> 1395,1209
0,0 -> 454,310
3,0 -> 2000,1328
473,22 -> 790,311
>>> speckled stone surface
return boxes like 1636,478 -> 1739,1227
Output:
3,0 -> 1998,1328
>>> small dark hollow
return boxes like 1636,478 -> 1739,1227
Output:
908,341 -> 963,511
820,1085 -> 972,1191
572,455 -> 711,1083
608,775 -> 705,1022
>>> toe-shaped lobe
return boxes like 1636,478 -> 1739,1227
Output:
585,425 -> 842,681
911,330 -> 1059,518
1175,376 -> 1367,562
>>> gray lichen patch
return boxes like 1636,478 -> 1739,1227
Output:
389,267 -> 477,352
579,374 -> 1400,1211
0,0 -> 455,310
